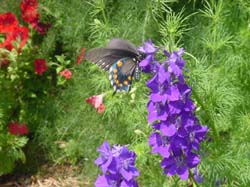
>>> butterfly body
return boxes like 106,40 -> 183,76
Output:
86,39 -> 145,92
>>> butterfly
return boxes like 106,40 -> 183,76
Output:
86,38 -> 145,92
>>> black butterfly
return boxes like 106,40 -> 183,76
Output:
86,38 -> 145,92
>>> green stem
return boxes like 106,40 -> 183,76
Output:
101,0 -> 107,24
189,169 -> 199,187
142,7 -> 150,41
192,88 -> 219,144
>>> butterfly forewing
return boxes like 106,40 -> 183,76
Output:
86,48 -> 137,71
106,38 -> 139,54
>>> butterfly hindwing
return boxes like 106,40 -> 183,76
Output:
109,58 -> 136,92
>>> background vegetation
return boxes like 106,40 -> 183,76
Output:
1,0 -> 250,186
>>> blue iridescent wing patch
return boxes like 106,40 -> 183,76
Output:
109,58 -> 135,92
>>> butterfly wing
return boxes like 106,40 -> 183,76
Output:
109,58 -> 136,92
86,38 -> 141,92
106,38 -> 139,54
86,48 -> 137,71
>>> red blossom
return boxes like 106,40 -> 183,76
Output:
10,26 -> 29,51
21,8 -> 39,24
76,48 -> 86,64
34,59 -> 47,75
97,104 -> 105,113
60,69 -> 72,80
85,97 -> 93,104
0,12 -> 29,52
20,0 -> 39,26
32,21 -> 51,35
20,0 -> 50,34
86,94 -> 105,113
20,0 -> 38,12
8,122 -> 29,136
0,12 -> 19,33
0,26 -> 29,52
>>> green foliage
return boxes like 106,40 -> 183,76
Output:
0,133 -> 28,176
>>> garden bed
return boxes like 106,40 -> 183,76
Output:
0,164 -> 89,187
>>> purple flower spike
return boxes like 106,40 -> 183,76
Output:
95,141 -> 139,187
139,40 -> 208,181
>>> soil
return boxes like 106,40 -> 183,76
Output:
0,164 -> 90,187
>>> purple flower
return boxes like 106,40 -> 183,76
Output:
95,174 -> 120,187
95,141 -> 117,174
193,167 -> 204,184
140,40 -> 208,180
147,101 -> 168,123
120,180 -> 139,187
138,39 -> 159,54
118,147 -> 139,181
95,141 -> 139,187
161,151 -> 200,180
138,40 -> 159,73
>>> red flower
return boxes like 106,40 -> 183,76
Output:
0,23 -> 29,52
32,21 -> 51,35
85,94 -> 105,113
34,59 -> 47,75
20,0 -> 39,25
60,69 -> 72,80
85,97 -> 93,104
76,48 -> 86,64
9,26 -> 29,51
20,0 -> 38,12
0,12 -> 19,33
0,59 -> 9,68
21,8 -> 39,24
97,104 -> 105,113
8,122 -> 29,136
20,0 -> 50,35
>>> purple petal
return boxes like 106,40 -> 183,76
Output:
139,40 -> 159,54
166,86 -> 180,101
186,153 -> 200,168
146,74 -> 158,91
160,123 -> 177,137
139,55 -> 153,67
94,175 -> 110,187
165,164 -> 177,177
161,157 -> 175,168
120,168 -> 133,181
177,165 -> 189,180
157,145 -> 171,158
158,64 -> 170,84
150,93 -> 168,104
169,101 -> 182,114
